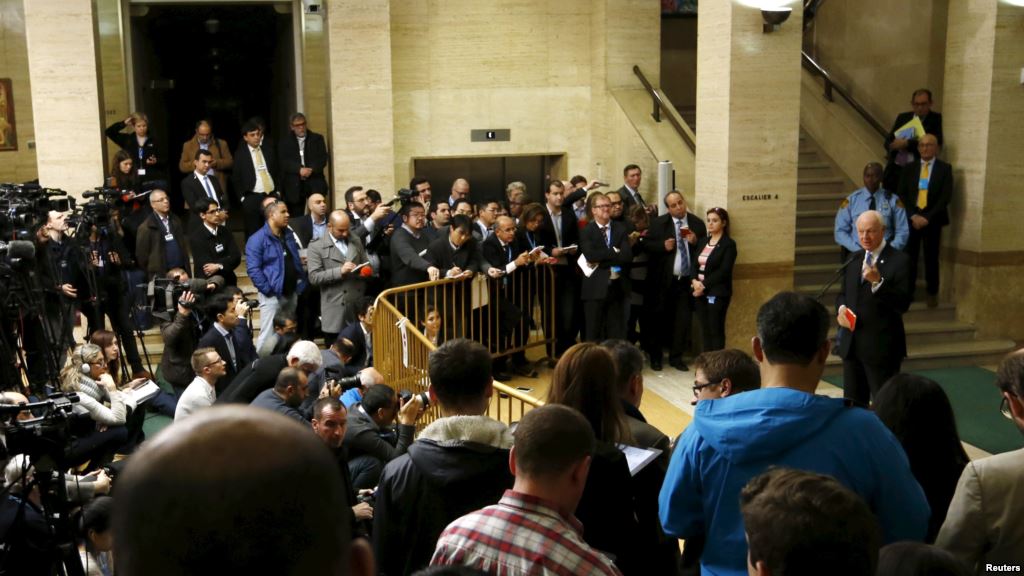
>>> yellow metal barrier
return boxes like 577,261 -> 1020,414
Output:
372,268 -> 554,430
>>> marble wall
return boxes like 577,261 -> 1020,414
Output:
0,0 -> 37,183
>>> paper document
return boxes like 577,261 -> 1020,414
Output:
617,444 -> 663,476
577,253 -> 596,278
131,380 -> 162,404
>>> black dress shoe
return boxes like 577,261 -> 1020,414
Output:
651,359 -> 663,371
670,360 -> 689,372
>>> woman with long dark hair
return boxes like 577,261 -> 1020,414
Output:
874,373 -> 969,542
692,207 -> 738,351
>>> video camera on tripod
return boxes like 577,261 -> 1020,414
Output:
66,187 -> 122,238
0,182 -> 74,242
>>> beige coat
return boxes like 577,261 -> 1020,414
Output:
178,135 -> 234,192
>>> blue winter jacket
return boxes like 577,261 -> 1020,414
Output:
245,223 -> 307,297
659,387 -> 929,576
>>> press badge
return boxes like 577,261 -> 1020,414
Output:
708,296 -> 717,304
214,243 -> 225,253
918,178 -> 929,190
164,234 -> 174,242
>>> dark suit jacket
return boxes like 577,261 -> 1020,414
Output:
579,220 -> 633,300
646,212 -> 707,289
181,172 -> 230,212
481,233 -> 528,271
389,226 -> 433,287
537,188 -> 586,252
215,354 -> 288,405
897,158 -> 953,227
290,214 -> 326,249
188,222 -> 241,286
198,324 -> 258,395
618,185 -> 646,213
232,141 -> 279,194
424,235 -> 487,276
278,130 -> 329,206
692,234 -> 738,299
135,211 -> 190,279
836,243 -> 912,365
884,111 -> 944,163
339,321 -> 371,368
105,121 -> 162,182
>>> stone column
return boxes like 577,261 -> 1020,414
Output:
23,0 -> 105,197
324,0 -> 396,202
695,1 -> 803,349
943,0 -> 1024,340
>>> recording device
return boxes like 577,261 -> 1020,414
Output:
1,392 -> 79,465
399,389 -> 430,409
324,373 -> 363,393
66,187 -> 122,237
0,182 -> 75,239
384,187 -> 417,208
0,239 -> 36,262
147,276 -> 216,323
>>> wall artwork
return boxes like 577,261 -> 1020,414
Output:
0,79 -> 17,151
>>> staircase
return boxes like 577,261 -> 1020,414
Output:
793,131 -> 1015,374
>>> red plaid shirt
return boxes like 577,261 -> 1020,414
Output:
430,489 -> 622,576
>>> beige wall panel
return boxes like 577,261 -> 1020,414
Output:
96,0 -> 128,167
24,0 -> 104,196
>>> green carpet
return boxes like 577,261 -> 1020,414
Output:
824,367 -> 1024,455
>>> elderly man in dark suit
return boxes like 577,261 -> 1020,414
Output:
278,113 -> 329,217
883,88 -> 943,195
307,210 -> 369,343
579,192 -> 633,341
645,190 -> 706,371
897,133 -> 953,308
836,210 -> 913,404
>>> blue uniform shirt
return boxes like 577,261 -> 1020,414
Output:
834,187 -> 909,253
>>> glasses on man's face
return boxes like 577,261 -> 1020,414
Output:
692,380 -> 722,398
1000,396 -> 1013,420
203,357 -> 226,370
593,203 -> 611,210
609,201 -> 623,207
206,208 -> 224,215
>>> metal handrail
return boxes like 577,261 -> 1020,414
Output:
632,65 -> 696,152
800,52 -> 888,140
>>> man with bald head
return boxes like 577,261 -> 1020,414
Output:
835,210 -> 912,404
136,189 -> 190,280
308,209 -> 370,342
897,132 -> 953,308
447,177 -> 471,207
113,405 -> 374,576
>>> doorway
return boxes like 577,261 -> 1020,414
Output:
412,155 -> 564,206
129,3 -> 296,207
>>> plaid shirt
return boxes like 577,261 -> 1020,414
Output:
431,490 -> 622,576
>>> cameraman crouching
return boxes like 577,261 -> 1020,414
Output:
342,384 -> 423,490
158,268 -> 223,396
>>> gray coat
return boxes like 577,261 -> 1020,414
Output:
307,231 -> 369,333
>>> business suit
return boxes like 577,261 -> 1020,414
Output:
181,172 -> 230,217
617,185 -> 647,213
307,231 -> 369,335
135,211 -> 190,280
178,135 -> 234,191
278,130 -> 329,216
233,140 -> 280,238
198,324 -> 257,396
897,157 -> 953,299
537,188 -> 586,355
935,446 -> 1024,571
290,214 -> 325,250
645,212 -> 707,366
836,242 -> 912,403
339,321 -> 371,368
481,233 -> 532,366
188,221 -> 241,286
579,219 -> 633,341
883,110 -> 943,194
692,234 -> 738,352
423,234 -> 484,341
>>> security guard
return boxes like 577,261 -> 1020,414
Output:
834,162 -> 908,261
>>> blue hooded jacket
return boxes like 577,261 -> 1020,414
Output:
659,387 -> 929,576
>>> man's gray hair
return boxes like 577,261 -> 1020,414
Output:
287,340 -> 322,369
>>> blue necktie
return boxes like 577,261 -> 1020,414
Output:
203,176 -> 218,205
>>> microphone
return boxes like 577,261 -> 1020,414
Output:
815,252 -> 861,302
0,240 -> 36,261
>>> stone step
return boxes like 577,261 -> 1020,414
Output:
797,176 -> 846,195
797,162 -> 834,178
796,209 -> 837,228
795,245 -> 844,266
795,226 -> 835,247
825,338 -> 1017,375
797,192 -> 848,212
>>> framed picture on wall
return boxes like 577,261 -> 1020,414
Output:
0,79 -> 17,152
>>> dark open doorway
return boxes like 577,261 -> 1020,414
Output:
412,155 -> 565,206
129,3 -> 296,208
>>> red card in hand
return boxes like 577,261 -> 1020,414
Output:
843,307 -> 857,332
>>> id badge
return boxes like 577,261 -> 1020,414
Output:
708,295 -> 717,304
164,233 -> 174,242
918,178 -> 929,190
214,243 -> 225,253
137,168 -> 147,176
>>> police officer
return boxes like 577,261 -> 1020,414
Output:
834,162 -> 909,261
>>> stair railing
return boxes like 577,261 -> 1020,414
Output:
633,65 -> 696,152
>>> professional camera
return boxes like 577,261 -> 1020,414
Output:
0,182 -> 74,239
66,187 -> 121,237
384,187 -> 417,208
1,392 -> 79,465
399,389 -> 430,409
148,275 -> 216,323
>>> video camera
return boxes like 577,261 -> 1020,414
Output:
66,187 -> 122,238
384,187 -> 417,209
0,182 -> 75,240
0,392 -> 79,469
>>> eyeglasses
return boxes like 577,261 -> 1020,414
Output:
593,203 -> 611,210
609,201 -> 623,207
203,357 -> 226,370
692,380 -> 722,397
206,208 -> 225,215
1000,396 -> 1013,420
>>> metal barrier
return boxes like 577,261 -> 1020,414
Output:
372,267 -> 554,430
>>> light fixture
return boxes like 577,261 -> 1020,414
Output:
762,7 -> 792,33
